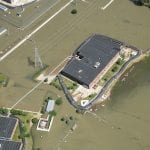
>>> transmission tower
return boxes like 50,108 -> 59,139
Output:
34,47 -> 44,69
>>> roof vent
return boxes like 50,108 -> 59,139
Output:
78,70 -> 83,73
94,62 -> 100,68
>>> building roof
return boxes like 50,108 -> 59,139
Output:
46,100 -> 55,112
0,116 -> 17,139
61,34 -> 123,87
0,139 -> 22,150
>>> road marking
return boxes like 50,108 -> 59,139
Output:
0,0 -> 73,62
10,56 -> 70,110
101,0 -> 114,10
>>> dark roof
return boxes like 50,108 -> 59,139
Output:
61,34 -> 123,87
0,139 -> 22,150
0,117 -> 17,139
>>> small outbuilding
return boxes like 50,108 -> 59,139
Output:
46,100 -> 55,112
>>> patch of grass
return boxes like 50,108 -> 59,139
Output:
0,73 -> 9,87
12,124 -> 21,141
63,77 -> 78,92
49,78 -> 62,90
101,58 -> 126,85
14,113 -> 34,150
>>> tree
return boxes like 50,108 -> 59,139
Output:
60,117 -> 65,121
69,116 -> 73,120
0,108 -> 8,115
71,9 -> 77,14
49,110 -> 57,116
32,118 -> 39,124
55,97 -> 63,105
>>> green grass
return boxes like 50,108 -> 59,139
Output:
49,78 -> 62,90
101,59 -> 125,86
12,124 -> 21,141
15,113 -> 34,150
85,93 -> 97,100
0,73 -> 9,87
63,77 -> 79,92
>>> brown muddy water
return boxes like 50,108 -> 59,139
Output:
32,58 -> 150,150
0,0 -> 150,149
59,58 -> 150,150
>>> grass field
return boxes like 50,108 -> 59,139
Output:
0,0 -> 150,149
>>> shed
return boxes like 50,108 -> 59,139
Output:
46,100 -> 55,112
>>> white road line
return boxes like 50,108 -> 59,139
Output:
101,0 -> 114,10
0,0 -> 73,62
10,56 -> 70,110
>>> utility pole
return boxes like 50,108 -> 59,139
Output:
34,46 -> 44,69
28,39 -> 43,69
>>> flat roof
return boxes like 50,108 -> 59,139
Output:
0,139 -> 22,150
46,100 -> 55,112
0,116 -> 17,139
61,34 -> 123,87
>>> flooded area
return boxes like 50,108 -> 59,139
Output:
32,57 -> 150,150
59,57 -> 150,150
0,0 -> 150,149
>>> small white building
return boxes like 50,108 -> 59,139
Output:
46,100 -> 55,112
1,0 -> 36,7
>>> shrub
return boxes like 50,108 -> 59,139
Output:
69,116 -> 73,120
32,118 -> 39,124
0,108 -> 8,115
10,109 -> 27,116
49,110 -> 57,116
55,97 -> 63,105
71,9 -> 77,14
112,66 -> 118,72
60,117 -> 65,121
26,119 -> 30,123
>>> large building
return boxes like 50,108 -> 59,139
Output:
0,139 -> 22,150
0,116 -> 18,139
61,34 -> 124,88
0,116 -> 22,150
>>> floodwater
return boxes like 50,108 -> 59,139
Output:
59,58 -> 150,150
31,0 -> 150,149
0,0 -> 150,149
32,57 -> 150,150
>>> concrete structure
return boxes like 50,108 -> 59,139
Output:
37,115 -> 54,132
61,34 -> 124,88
